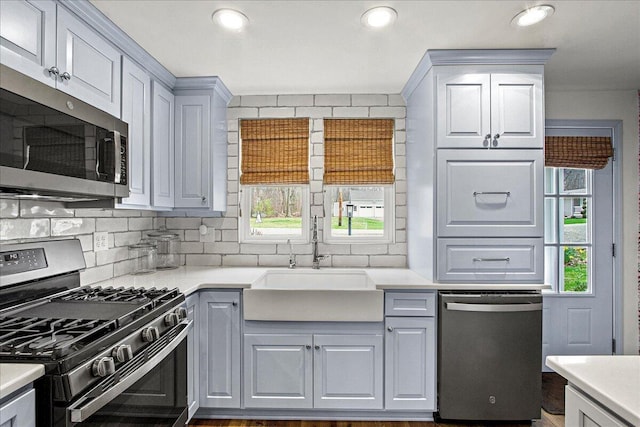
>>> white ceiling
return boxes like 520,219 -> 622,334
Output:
90,0 -> 640,95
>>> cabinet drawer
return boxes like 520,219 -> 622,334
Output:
0,388 -> 35,427
565,385 -> 629,427
385,292 -> 436,317
437,149 -> 543,237
437,238 -> 543,283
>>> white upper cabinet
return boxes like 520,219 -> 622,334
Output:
0,1 -> 122,117
437,72 -> 542,149
151,81 -> 175,208
118,58 -> 151,208
0,0 -> 56,86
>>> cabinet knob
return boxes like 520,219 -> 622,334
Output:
492,133 -> 500,147
60,71 -> 72,81
314,345 -> 320,350
201,196 -> 207,204
483,134 -> 491,147
387,326 -> 394,332
47,66 -> 59,77
232,301 -> 238,307
306,345 -> 311,350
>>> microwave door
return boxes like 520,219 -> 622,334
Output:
97,130 -> 121,183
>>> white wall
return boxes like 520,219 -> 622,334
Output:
546,89 -> 639,354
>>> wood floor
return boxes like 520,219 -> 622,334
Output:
190,410 -> 564,427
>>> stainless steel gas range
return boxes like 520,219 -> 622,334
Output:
0,239 -> 190,427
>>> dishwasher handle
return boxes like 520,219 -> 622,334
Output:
445,302 -> 542,313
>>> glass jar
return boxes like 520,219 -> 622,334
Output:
146,228 -> 180,269
129,242 -> 157,274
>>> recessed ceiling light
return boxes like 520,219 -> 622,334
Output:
511,4 -> 555,27
361,6 -> 397,29
211,9 -> 249,31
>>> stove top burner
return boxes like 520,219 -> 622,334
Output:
57,286 -> 171,303
0,316 -> 114,358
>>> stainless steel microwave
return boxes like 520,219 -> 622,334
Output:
0,64 -> 129,204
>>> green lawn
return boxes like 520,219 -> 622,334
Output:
564,218 -> 587,224
564,266 -> 587,292
249,217 -> 384,230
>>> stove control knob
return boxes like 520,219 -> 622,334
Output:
141,326 -> 160,343
174,307 -> 187,320
92,357 -> 115,378
112,344 -> 133,363
164,312 -> 180,327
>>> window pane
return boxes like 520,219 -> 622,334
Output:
544,198 -> 557,243
560,197 -> 589,243
328,187 -> 384,237
560,168 -> 588,194
248,187 -> 303,237
544,246 -> 558,292
562,246 -> 589,293
544,168 -> 556,194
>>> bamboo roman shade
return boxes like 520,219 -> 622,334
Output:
323,119 -> 395,185
240,118 -> 310,185
544,136 -> 613,170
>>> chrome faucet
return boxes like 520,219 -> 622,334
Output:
311,216 -> 327,269
287,239 -> 296,269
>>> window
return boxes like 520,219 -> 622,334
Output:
323,118 -> 395,243
544,167 -> 592,293
239,118 -> 310,243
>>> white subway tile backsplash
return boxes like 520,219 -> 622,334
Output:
114,231 -> 142,247
370,106 -> 406,118
228,96 -> 241,107
369,255 -> 406,268
240,243 -> 277,254
84,251 -> 96,268
77,234 -> 94,252
51,218 -> 95,236
259,107 -> 295,118
179,242 -> 204,254
315,94 -> 350,106
113,259 -> 135,276
258,254 -> 290,266
241,95 -> 277,107
205,242 -> 239,254
295,107 -> 332,118
80,264 -> 113,286
331,255 -> 369,268
186,254 -> 222,266
96,246 -> 128,266
222,254 -> 257,266
113,209 -> 140,217
221,230 -> 238,242
332,107 -> 369,117
388,94 -> 406,106
352,94 -> 387,106
278,95 -> 314,106
227,107 -> 259,120
19,201 -> 73,218
128,217 -> 153,231
185,230 -> 201,241
96,218 -> 128,232
0,199 -> 19,218
351,244 -> 388,255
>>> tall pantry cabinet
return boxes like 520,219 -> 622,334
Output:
403,50 -> 555,283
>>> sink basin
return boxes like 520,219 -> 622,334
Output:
251,269 -> 375,290
244,269 -> 383,322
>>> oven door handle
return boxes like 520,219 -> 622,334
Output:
69,319 -> 192,423
445,302 -> 542,313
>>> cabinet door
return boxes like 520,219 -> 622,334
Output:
151,81 -> 175,208
0,0 -> 56,87
244,334 -> 313,409
385,317 -> 436,411
313,334 -> 383,410
437,149 -> 543,237
118,58 -> 151,208
0,388 -> 36,427
174,95 -> 211,208
437,73 -> 491,148
56,7 -> 121,117
199,291 -> 241,408
185,293 -> 199,419
490,74 -> 543,148
565,385 -> 628,427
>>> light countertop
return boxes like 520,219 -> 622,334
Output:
92,266 -> 550,295
0,363 -> 45,400
546,355 -> 640,426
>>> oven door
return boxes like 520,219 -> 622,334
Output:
65,320 -> 191,427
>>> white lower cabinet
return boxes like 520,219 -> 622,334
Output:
243,333 -> 383,410
384,317 -> 436,410
565,385 -> 629,427
185,293 -> 199,419
0,388 -> 36,427
199,291 -> 241,409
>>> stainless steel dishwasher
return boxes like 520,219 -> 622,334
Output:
437,291 -> 542,421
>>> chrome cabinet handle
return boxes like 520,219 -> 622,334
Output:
387,326 -> 393,332
60,71 -> 71,81
232,301 -> 238,307
47,66 -> 59,77
446,302 -> 542,313
473,191 -> 510,197
23,145 -> 31,170
306,345 -> 311,350
492,133 -> 500,147
472,257 -> 510,262
113,131 -> 122,184
314,345 -> 320,350
483,134 -> 491,147
201,196 -> 207,203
